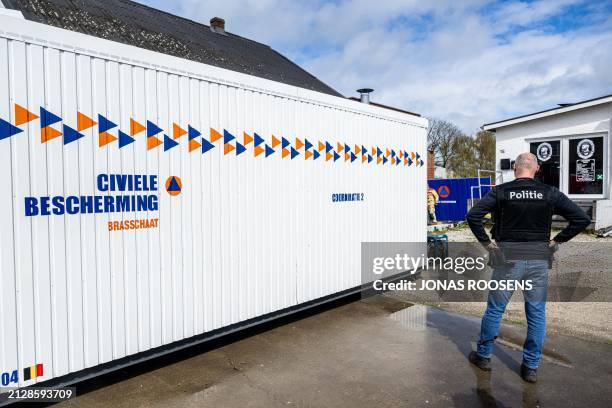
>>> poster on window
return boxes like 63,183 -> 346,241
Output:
576,159 -> 595,182
568,137 -> 603,194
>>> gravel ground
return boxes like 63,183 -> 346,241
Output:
390,224 -> 612,343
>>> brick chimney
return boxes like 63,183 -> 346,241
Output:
427,150 -> 435,179
210,17 -> 226,34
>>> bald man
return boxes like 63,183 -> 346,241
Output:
466,152 -> 590,382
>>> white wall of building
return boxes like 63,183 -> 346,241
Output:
494,102 -> 612,230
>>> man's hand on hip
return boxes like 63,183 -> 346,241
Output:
549,239 -> 559,253
485,242 -> 499,251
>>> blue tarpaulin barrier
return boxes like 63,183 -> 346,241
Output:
428,177 -> 491,222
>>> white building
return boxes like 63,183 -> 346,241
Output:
483,94 -> 612,232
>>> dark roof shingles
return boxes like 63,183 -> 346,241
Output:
3,0 -> 341,96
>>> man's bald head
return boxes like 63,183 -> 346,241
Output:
514,152 -> 539,178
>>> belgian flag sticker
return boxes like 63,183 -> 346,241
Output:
23,364 -> 44,381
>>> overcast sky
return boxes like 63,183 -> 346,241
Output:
141,0 -> 612,134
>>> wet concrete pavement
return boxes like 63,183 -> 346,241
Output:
58,295 -> 612,408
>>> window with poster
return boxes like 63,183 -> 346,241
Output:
568,136 -> 604,195
530,140 -> 560,188
529,135 -> 607,198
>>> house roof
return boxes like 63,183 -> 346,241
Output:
482,93 -> 612,131
1,0 -> 342,97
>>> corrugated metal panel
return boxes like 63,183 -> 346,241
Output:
0,14 -> 427,388
428,177 -> 491,222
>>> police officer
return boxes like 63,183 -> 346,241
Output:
466,152 -> 590,383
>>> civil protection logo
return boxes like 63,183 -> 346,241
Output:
165,176 -> 182,196
437,185 -> 451,198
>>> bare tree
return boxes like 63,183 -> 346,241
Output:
427,119 -> 496,178
427,118 -> 463,168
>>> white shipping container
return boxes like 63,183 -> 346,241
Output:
0,14 -> 427,391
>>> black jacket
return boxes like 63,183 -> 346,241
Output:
467,178 -> 591,247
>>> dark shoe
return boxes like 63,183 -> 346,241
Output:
520,364 -> 537,383
469,351 -> 491,371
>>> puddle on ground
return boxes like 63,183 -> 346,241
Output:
384,297 -> 572,367
362,294 -> 414,313
495,337 -> 572,368
469,370 -> 543,408
389,304 -> 429,331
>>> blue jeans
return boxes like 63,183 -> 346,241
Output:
477,259 -> 549,369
